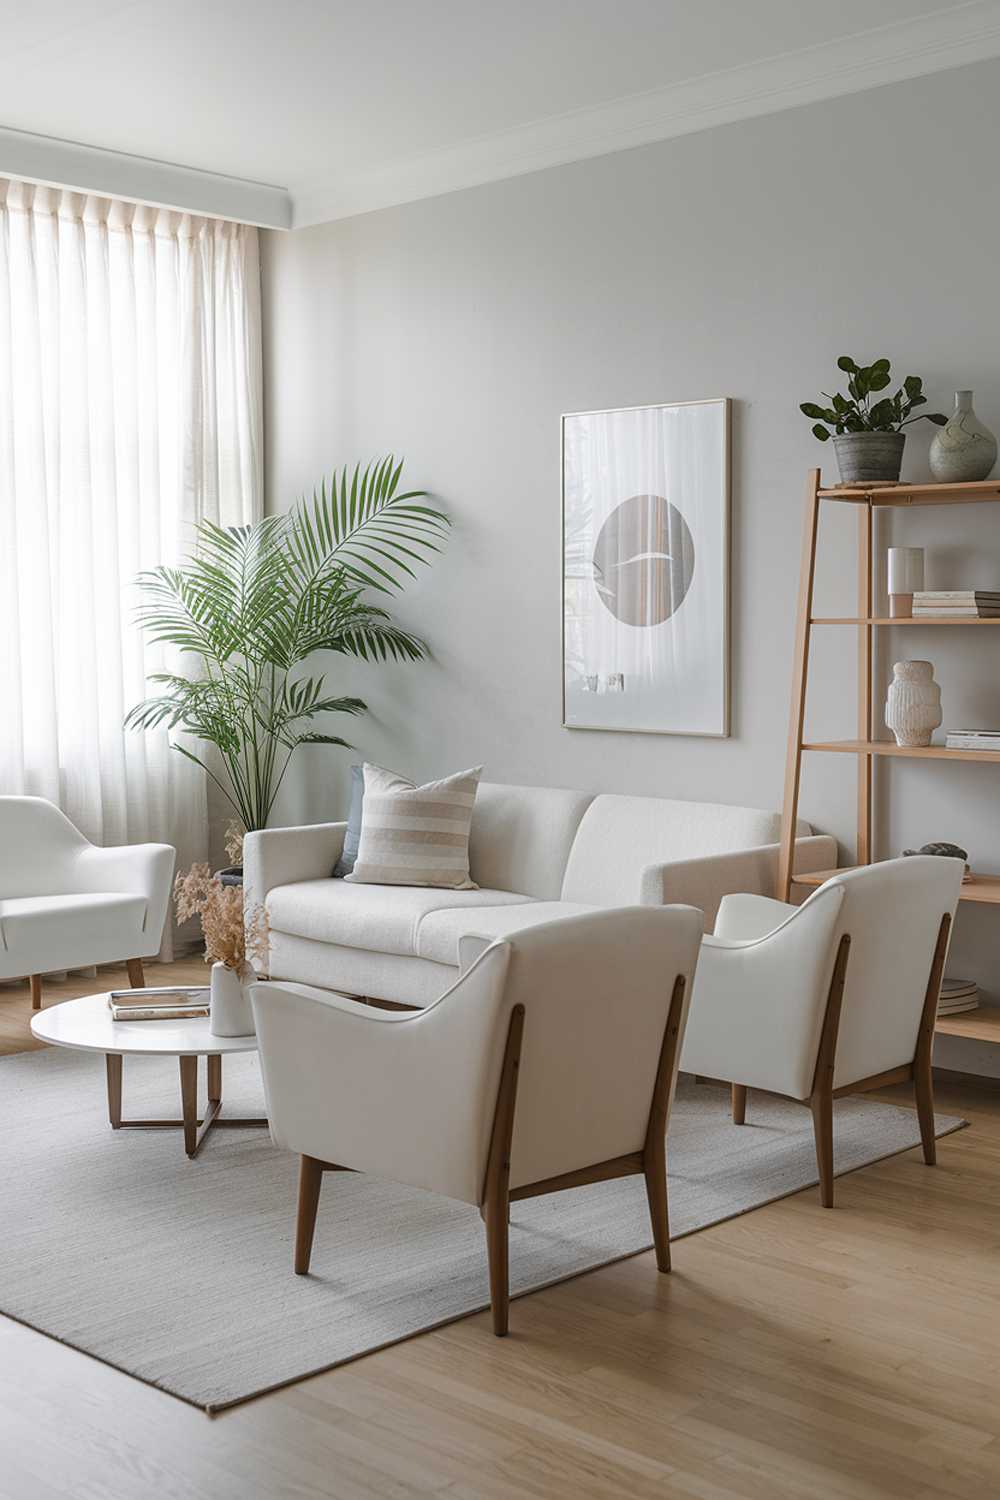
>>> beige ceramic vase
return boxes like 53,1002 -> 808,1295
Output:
885,660 -> 942,747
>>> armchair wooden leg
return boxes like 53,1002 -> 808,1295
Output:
125,958 -> 145,989
29,975 -> 42,1010
810,1087 -> 835,1208
732,1084 -> 747,1125
914,912 -> 950,1168
484,1188 -> 511,1336
642,1141 -> 671,1273
295,1155 -> 325,1274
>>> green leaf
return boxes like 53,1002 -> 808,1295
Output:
837,356 -> 859,373
904,375 -> 923,397
812,424 -> 830,442
868,370 -> 891,391
800,402 -> 829,421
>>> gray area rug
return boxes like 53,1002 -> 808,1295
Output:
0,1047 -> 965,1411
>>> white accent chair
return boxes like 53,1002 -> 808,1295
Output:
680,856 -> 964,1207
252,905 -> 703,1335
0,797 -> 176,1008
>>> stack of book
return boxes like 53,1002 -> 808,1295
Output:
945,729 -> 1000,751
108,986 -> 209,1022
937,977 -> 979,1018
912,590 -> 1000,617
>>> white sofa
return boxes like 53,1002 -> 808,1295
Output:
245,783 -> 835,1008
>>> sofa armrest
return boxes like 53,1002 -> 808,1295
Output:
243,822 -> 348,913
638,834 -> 837,932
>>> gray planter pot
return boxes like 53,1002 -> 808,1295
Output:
832,431 -> 905,484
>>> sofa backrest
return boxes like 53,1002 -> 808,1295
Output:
469,782 -> 595,899
560,794 -> 808,906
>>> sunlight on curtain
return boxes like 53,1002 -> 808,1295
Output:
0,178 -> 262,939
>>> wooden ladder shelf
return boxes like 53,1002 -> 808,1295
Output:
776,470 -> 1000,1044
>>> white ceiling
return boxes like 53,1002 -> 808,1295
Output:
0,0 -> 998,227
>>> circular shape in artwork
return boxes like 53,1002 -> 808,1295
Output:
592,493 -> 695,626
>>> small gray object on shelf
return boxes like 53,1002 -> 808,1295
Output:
902,841 -> 968,860
903,840 -> 971,881
833,431 -> 905,484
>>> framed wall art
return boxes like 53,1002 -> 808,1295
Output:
561,398 -> 730,737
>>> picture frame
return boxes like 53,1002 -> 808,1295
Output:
561,397 -> 731,737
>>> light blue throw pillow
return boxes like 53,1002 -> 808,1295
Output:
332,764 -> 364,877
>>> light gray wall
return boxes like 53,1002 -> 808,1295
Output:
262,58 -> 1000,1072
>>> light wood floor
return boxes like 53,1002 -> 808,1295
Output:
3,962 -> 1000,1500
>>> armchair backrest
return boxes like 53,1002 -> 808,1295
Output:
468,905 -> 703,1191
560,794 -> 811,906
0,796 -> 89,898
825,857 -> 963,1088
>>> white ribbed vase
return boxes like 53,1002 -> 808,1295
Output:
209,961 -> 256,1037
885,660 -> 942,748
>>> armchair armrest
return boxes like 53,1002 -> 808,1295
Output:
639,834 -> 837,931
680,884 -> 845,1098
71,841 -> 176,946
251,945 -> 513,1205
714,892 -> 798,942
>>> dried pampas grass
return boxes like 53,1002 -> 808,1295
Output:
174,863 -> 269,973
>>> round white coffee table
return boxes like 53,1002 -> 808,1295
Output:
31,993 -> 268,1159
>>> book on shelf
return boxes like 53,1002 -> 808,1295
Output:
109,1002 -> 210,1022
946,730 -> 1000,750
912,590 -> 1000,618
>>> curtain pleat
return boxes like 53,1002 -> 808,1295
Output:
0,178 -> 263,954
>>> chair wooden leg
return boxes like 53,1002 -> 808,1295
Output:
642,1138 -> 671,1273
913,911 -> 950,1168
914,1057 -> 937,1166
732,1083 -> 747,1125
295,1155 -> 325,1274
125,958 -> 145,989
810,1086 -> 835,1208
30,975 -> 42,1010
484,1186 -> 511,1335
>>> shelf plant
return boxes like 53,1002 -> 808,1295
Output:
801,357 -> 947,483
125,456 -> 448,840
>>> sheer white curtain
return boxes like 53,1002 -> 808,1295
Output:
0,178 -> 262,919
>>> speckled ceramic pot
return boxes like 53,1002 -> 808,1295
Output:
929,390 -> 997,483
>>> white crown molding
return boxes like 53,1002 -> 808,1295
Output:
0,126 -> 292,229
291,1 -> 1000,228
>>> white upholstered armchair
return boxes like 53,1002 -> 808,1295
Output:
252,905 -> 703,1335
680,856 -> 964,1207
0,797 -> 176,1008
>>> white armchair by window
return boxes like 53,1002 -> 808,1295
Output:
0,797 -> 176,1008
252,905 -> 703,1335
680,856 -> 964,1207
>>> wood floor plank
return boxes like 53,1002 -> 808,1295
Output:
3,961 -> 1000,1500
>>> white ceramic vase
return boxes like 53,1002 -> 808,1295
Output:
885,660 -> 942,748
209,960 -> 256,1037
929,390 -> 997,482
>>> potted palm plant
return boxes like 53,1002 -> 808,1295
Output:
125,456 -> 448,871
801,357 -> 947,483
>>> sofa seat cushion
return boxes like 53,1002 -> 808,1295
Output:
416,900 -> 597,967
266,880 -> 533,957
0,892 -> 148,958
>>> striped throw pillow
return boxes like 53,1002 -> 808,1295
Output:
344,763 -> 483,889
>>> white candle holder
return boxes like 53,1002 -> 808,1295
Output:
887,547 -> 924,618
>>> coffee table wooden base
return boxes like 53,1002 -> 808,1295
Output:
105,1053 -> 268,1159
